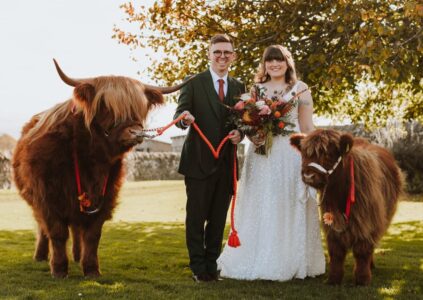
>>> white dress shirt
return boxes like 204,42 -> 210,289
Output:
209,68 -> 228,97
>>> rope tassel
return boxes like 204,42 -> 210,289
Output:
228,230 -> 241,247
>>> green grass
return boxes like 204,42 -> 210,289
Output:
0,183 -> 422,299
0,221 -> 422,300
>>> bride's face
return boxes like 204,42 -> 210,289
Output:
265,59 -> 287,80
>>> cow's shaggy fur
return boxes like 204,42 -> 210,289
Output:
290,129 -> 403,285
12,62 -> 166,277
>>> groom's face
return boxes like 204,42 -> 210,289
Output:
208,42 -> 235,74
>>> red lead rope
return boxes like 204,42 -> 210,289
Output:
345,157 -> 355,222
73,148 -> 109,212
146,113 -> 241,247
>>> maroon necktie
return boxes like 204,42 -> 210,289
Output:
218,79 -> 225,102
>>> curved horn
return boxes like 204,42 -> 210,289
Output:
142,75 -> 196,94
53,59 -> 83,87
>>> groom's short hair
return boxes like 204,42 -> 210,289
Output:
210,34 -> 233,46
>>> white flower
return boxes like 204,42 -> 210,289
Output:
259,105 -> 271,115
256,100 -> 265,108
240,93 -> 251,101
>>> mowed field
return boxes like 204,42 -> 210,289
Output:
0,181 -> 422,299
0,180 -> 421,231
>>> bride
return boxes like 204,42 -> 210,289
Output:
217,45 -> 325,281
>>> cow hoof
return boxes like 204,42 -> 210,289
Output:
52,271 -> 68,279
34,255 -> 48,262
355,277 -> 371,286
84,270 -> 101,278
326,278 -> 342,285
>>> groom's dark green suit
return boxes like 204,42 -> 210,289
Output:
174,70 -> 245,277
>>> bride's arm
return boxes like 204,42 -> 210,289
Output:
297,81 -> 315,134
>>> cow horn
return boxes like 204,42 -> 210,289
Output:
53,59 -> 83,87
142,75 -> 196,94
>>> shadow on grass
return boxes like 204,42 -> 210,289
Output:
0,221 -> 421,299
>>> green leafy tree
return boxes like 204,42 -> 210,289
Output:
113,0 -> 422,126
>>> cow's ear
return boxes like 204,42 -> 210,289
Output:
290,133 -> 305,151
144,88 -> 164,109
340,133 -> 354,155
73,83 -> 96,104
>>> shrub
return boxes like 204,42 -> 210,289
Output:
330,121 -> 423,194
0,153 -> 11,189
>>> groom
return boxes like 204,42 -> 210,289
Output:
174,34 -> 245,282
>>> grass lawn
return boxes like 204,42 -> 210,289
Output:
0,181 -> 422,299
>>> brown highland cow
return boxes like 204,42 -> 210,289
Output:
290,129 -> 403,285
13,60 -> 189,278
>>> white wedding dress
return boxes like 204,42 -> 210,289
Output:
217,82 -> 325,281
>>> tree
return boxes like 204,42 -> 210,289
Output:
113,0 -> 423,126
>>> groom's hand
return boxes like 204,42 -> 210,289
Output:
181,111 -> 195,127
229,130 -> 242,144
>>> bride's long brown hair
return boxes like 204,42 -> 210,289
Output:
254,45 -> 298,85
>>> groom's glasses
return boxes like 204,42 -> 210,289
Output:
213,50 -> 234,58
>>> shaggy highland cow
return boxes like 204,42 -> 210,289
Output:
290,129 -> 403,285
13,60 -> 189,278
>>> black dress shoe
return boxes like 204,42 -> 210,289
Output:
208,272 -> 223,281
192,273 -> 211,283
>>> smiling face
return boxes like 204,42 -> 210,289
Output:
265,58 -> 288,80
208,42 -> 235,76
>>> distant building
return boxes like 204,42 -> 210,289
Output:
134,139 -> 172,153
171,134 -> 186,152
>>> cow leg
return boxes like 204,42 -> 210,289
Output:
370,253 -> 376,269
34,226 -> 49,261
71,226 -> 81,262
327,236 -> 347,285
352,242 -> 373,285
81,220 -> 104,277
48,221 -> 69,278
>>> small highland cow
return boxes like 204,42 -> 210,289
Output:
290,129 -> 403,285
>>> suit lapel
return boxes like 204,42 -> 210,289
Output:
200,70 -> 220,119
226,77 -> 236,106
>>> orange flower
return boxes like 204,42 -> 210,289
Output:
78,192 -> 92,207
274,111 -> 281,118
278,121 -> 285,129
323,212 -> 334,226
242,111 -> 252,123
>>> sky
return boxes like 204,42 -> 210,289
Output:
0,0 -> 184,143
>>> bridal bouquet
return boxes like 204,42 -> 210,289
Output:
228,85 -> 300,156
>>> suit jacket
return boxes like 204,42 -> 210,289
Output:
174,70 -> 245,179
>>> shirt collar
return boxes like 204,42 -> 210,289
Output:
209,68 -> 228,84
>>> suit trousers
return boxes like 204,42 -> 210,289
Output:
184,163 -> 233,275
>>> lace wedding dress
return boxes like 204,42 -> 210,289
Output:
217,82 -> 325,281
